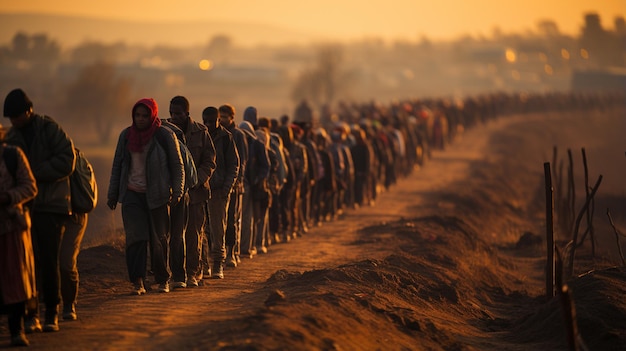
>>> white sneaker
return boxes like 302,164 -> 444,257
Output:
132,280 -> 146,295
172,281 -> 187,289
157,282 -> 170,293
186,277 -> 199,288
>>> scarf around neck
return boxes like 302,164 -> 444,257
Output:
127,98 -> 161,152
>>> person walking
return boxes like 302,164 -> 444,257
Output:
0,122 -> 38,346
4,88 -> 76,333
107,98 -> 184,295
202,106 -> 238,279
238,120 -> 270,260
218,104 -> 247,268
167,96 -> 215,288
160,117 -> 197,289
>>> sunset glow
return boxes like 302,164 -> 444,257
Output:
0,0 -> 624,44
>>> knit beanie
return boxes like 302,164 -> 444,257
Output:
3,88 -> 33,118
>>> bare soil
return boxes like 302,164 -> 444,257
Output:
2,107 -> 625,350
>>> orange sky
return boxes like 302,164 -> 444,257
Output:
0,0 -> 624,41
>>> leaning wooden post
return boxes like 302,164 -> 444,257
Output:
581,148 -> 595,257
567,149 -> 575,237
568,175 -> 603,278
544,162 -> 555,298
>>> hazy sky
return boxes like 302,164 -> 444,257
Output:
1,0 -> 624,41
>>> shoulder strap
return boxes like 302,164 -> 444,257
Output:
2,146 -> 18,180
154,127 -> 171,151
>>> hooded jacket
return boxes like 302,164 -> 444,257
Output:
108,98 -> 184,209
239,121 -> 270,189
167,116 -> 216,204
223,121 -> 248,193
208,124 -> 239,199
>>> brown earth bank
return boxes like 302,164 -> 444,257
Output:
1,107 -> 625,350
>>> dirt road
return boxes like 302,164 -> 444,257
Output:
3,107 -> 625,350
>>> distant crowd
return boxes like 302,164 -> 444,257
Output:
0,87 -> 624,347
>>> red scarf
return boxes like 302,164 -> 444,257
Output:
127,98 -> 161,152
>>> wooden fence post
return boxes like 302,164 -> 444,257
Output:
544,162 -> 555,298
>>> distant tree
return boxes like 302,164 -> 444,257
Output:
205,34 -> 233,63
64,61 -> 133,144
7,32 -> 60,62
615,16 -> 626,34
291,68 -> 323,107
149,45 -> 181,63
11,32 -> 30,60
70,42 -> 122,64
31,33 -> 61,62
537,20 -> 561,37
207,34 -> 233,52
290,45 -> 352,110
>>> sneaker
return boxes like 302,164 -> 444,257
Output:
63,304 -> 77,321
10,333 -> 29,347
172,281 -> 187,289
131,280 -> 146,296
24,317 -> 42,334
212,263 -> 224,279
157,282 -> 170,293
226,258 -> 237,268
273,233 -> 282,244
43,316 -> 59,332
186,276 -> 199,288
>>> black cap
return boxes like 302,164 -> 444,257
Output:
3,88 -> 33,118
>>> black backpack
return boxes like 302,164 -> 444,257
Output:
70,147 -> 98,213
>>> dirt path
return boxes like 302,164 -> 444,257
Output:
4,108 -> 625,350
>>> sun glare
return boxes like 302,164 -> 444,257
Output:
580,49 -> 589,59
199,59 -> 213,71
544,64 -> 553,75
505,49 -> 516,63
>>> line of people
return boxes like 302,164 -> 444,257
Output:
1,88 -> 624,347
110,91 -> 622,298
116,90 -> 626,303
103,95 -> 440,301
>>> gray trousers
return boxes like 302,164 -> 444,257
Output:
225,189 -> 243,261
239,187 -> 254,257
121,191 -> 170,284
206,194 -> 230,264
169,193 -> 189,283
185,201 -> 206,280
60,212 -> 87,308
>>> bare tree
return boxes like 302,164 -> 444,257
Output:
65,61 -> 133,144
290,44 -> 352,111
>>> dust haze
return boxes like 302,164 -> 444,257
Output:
0,11 -> 624,147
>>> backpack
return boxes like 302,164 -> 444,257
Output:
70,147 -> 98,213
177,141 -> 198,191
156,126 -> 198,191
